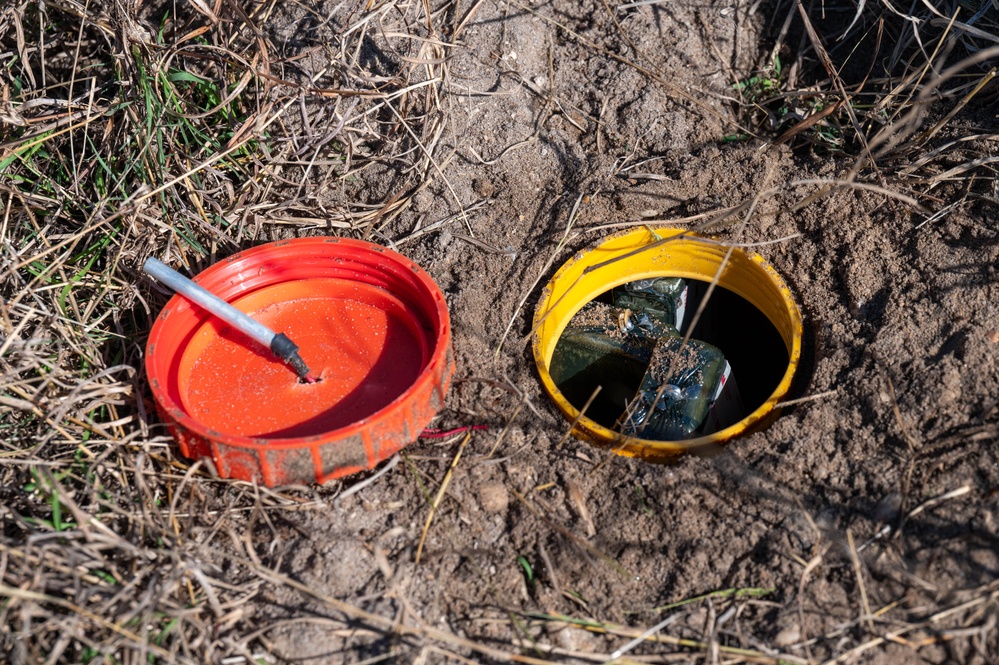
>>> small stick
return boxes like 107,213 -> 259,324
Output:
419,425 -> 489,439
143,257 -> 316,382
415,431 -> 472,564
609,613 -> 682,661
846,528 -> 875,635
334,455 -> 401,508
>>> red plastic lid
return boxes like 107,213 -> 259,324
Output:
178,278 -> 428,438
145,237 -> 454,486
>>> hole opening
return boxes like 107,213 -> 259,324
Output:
551,278 -> 789,441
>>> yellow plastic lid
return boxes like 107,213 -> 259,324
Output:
532,227 -> 803,459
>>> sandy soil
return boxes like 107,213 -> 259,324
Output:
184,1 -> 999,663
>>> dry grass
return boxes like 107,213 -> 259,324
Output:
0,1 -> 450,662
732,0 -> 999,202
1,0 -> 997,663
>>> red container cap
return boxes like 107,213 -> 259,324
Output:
145,237 -> 454,486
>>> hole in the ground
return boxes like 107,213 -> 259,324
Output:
551,279 -> 789,441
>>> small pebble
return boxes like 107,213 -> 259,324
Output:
473,178 -> 496,198
479,482 -> 509,514
774,627 -> 801,647
554,626 -> 600,652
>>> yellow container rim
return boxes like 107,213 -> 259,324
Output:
532,227 -> 803,459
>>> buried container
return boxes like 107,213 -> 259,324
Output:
532,227 -> 802,460
145,237 -> 454,486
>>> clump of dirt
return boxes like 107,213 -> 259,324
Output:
566,301 -> 629,339
644,338 -> 711,387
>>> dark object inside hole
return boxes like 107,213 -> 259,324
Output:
552,279 -> 789,435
